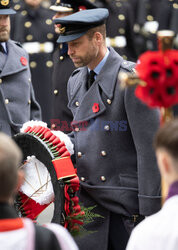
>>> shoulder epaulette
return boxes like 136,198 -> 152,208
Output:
121,60 -> 136,74
71,68 -> 81,77
13,41 -> 23,48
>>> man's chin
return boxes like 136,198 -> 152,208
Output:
0,34 -> 9,42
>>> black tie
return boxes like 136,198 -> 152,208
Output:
0,43 -> 5,53
87,70 -> 96,89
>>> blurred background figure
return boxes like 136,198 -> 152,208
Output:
93,0 -> 137,61
50,0 -> 97,133
0,0 -> 41,136
126,119 -> 178,250
11,0 -> 58,126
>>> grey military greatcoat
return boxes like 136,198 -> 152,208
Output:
67,47 -> 161,250
0,40 -> 41,136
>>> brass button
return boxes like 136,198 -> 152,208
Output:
21,10 -> 27,16
5,99 -> 9,104
60,56 -> 64,61
107,99 -> 112,105
51,124 -> 56,129
54,89 -> 58,95
81,177 -> 85,182
116,2 -> 122,7
119,28 -> 125,35
0,79 -> 2,84
173,3 -> 178,8
29,78 -> 31,83
46,19 -> 52,25
118,14 -> 125,21
26,34 -> 33,41
101,176 -> 106,182
30,61 -> 37,68
47,33 -> 54,39
24,21 -> 32,28
77,152 -> 82,158
104,125 -> 110,131
101,151 -> 107,156
75,127 -> 80,132
28,100 -> 31,104
46,61 -> 53,68
14,4 -> 21,10
147,15 -> 154,21
59,44 -> 63,49
75,101 -> 80,107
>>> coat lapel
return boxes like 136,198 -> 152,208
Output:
0,40 -> 28,77
69,48 -> 123,124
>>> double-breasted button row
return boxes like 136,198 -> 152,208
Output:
4,98 -> 31,105
77,151 -> 107,157
80,176 -> 106,182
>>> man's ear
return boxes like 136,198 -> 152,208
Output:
16,170 -> 25,192
94,32 -> 102,44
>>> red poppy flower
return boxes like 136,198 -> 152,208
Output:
92,103 -> 100,113
20,57 -> 27,66
135,50 -> 178,108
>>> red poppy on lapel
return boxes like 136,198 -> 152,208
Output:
20,57 -> 27,66
92,103 -> 100,113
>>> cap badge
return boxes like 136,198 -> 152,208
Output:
1,0 -> 9,6
58,26 -> 66,34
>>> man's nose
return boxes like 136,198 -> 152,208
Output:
68,46 -> 73,56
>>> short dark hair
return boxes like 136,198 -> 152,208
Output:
86,24 -> 106,41
154,118 -> 178,160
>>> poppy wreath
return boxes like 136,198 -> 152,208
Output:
135,50 -> 178,108
13,121 -> 84,235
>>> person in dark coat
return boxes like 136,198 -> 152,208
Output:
0,132 -> 78,250
50,0 -> 97,133
10,0 -> 57,126
93,0 -> 137,61
54,9 -> 161,250
0,1 -> 41,136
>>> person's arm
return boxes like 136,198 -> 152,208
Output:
124,85 -> 161,216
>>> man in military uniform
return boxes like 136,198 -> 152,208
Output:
10,0 -> 57,126
54,9 -> 161,250
50,0 -> 97,133
0,0 -> 41,136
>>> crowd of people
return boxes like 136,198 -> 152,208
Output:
0,0 -> 178,249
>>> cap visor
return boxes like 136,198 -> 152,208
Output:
0,9 -> 16,15
57,31 -> 87,43
50,5 -> 73,12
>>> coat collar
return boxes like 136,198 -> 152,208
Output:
97,47 -> 124,100
0,40 -> 28,78
69,48 -> 123,124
